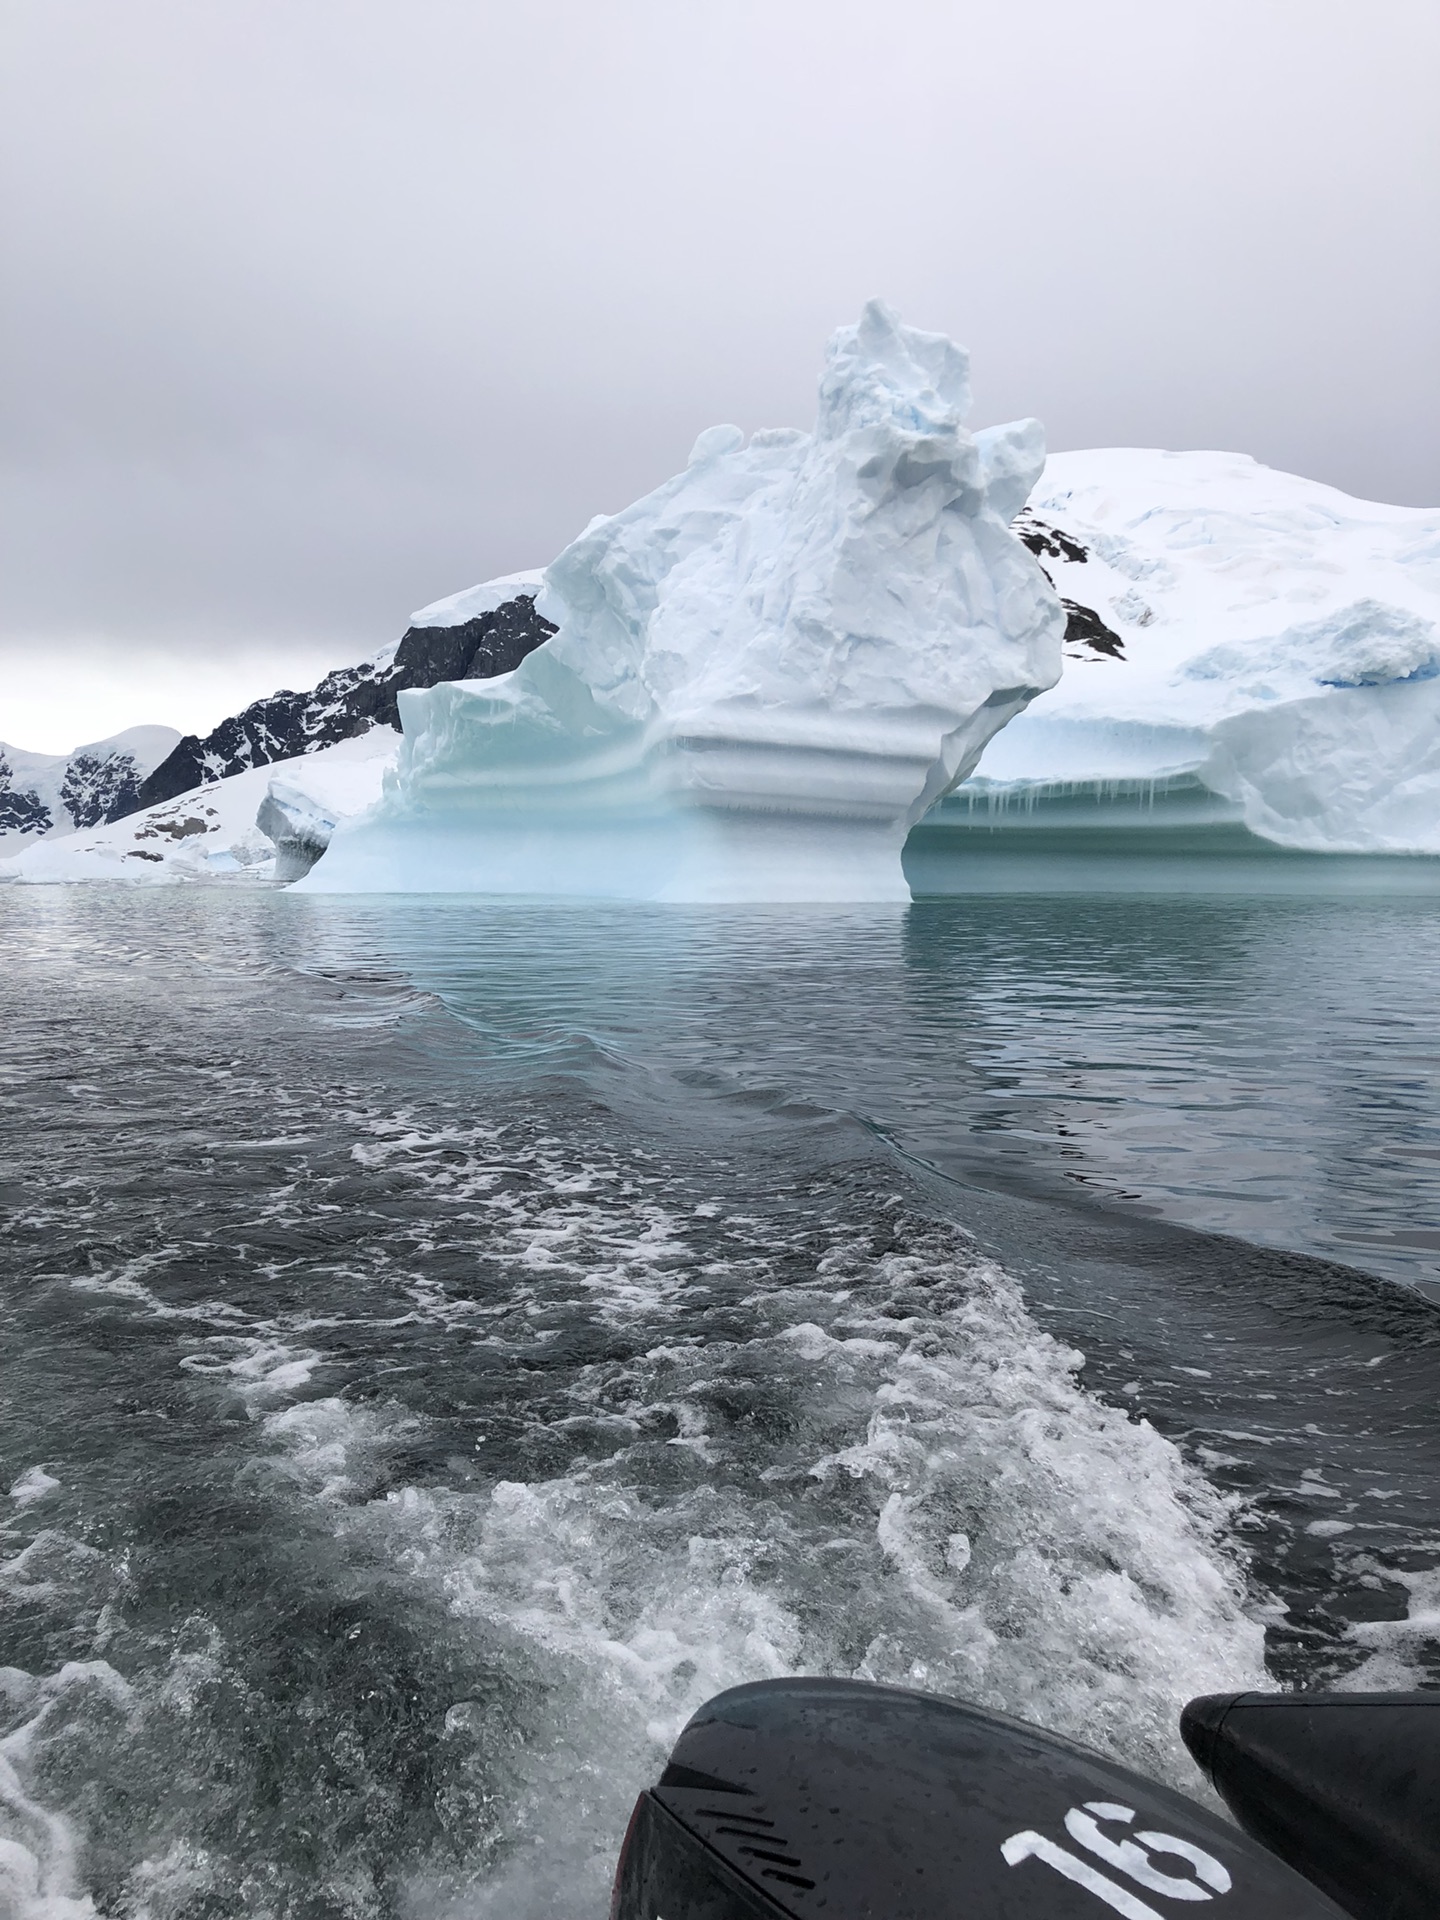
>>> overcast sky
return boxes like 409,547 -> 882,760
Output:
3,0 -> 1437,752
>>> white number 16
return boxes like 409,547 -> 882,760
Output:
1003,1801 -> 1232,1919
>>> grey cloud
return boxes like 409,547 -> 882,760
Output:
2,0 -> 1437,714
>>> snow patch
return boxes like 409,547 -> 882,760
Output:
409,570 -> 547,631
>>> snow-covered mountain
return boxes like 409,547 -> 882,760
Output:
8,730 -> 398,885
4,578 -> 555,884
128,578 -> 552,812
921,449 -> 1440,861
0,725 -> 181,850
1,579 -> 553,868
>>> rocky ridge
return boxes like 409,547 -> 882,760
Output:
128,594 -> 556,814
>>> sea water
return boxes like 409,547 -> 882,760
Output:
2,887 -> 1438,1919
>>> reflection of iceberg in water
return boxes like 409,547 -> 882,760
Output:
302,303 -> 1063,902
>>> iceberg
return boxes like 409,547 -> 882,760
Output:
917,449 -> 1440,871
302,303 -> 1064,902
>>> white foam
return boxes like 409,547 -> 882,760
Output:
7,1471 -> 60,1512
1339,1563 -> 1440,1688
221,1124 -> 1266,1917
0,1113 -> 1270,1919
0,1650 -> 131,1920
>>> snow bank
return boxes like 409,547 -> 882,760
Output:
938,450 -> 1440,856
408,569 -> 546,630
6,731 -> 397,885
302,303 -> 1063,901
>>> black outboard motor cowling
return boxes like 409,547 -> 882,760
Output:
1182,1690 -> 1440,1920
612,1677 -> 1345,1919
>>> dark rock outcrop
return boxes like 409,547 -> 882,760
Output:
1059,597 -> 1126,661
1014,509 -> 1089,567
62,750 -> 146,827
1,742 -> 158,840
0,756 -> 53,836
1013,513 -> 1126,662
128,595 -> 556,816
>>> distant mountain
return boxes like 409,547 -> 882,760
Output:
9,729 -> 397,887
128,577 -> 554,814
0,725 -> 182,851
